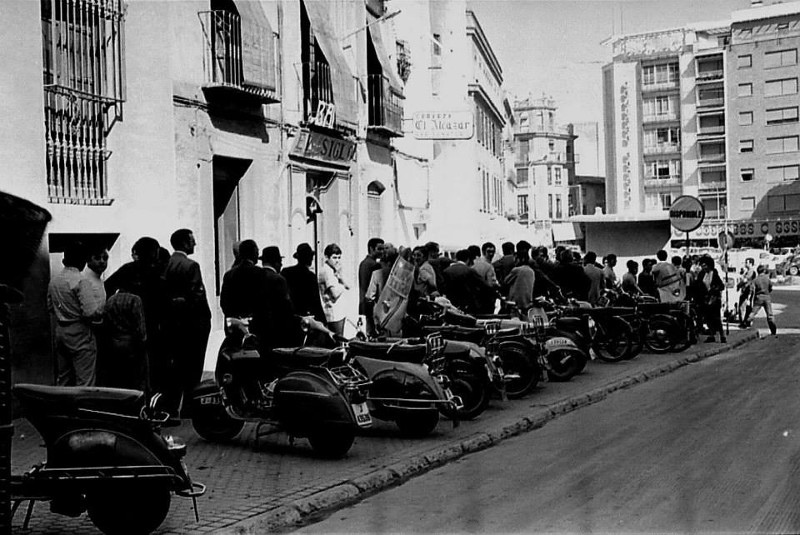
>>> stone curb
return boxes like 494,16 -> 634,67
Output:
214,331 -> 760,535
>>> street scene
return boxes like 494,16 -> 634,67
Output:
2,0 -> 800,533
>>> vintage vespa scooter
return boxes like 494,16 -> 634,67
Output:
190,316 -> 373,458
11,386 -> 204,535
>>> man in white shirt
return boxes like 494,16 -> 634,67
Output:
472,242 -> 499,313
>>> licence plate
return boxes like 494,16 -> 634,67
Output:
352,402 -> 372,427
199,394 -> 221,405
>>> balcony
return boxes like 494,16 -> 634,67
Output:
696,69 -> 724,82
517,123 -> 572,136
641,80 -> 680,93
699,181 -> 727,192
698,151 -> 726,164
643,111 -> 679,123
643,143 -> 681,155
644,175 -> 681,187
199,10 -> 279,106
697,96 -> 724,109
698,125 -> 725,136
367,74 -> 403,137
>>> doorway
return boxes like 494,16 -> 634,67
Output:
213,155 -> 251,294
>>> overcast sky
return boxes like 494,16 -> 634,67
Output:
467,0 -> 754,126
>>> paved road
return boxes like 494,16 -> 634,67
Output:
297,333 -> 800,533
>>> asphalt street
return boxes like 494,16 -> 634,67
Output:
297,288 -> 800,534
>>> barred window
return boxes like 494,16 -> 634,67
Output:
41,0 -> 125,205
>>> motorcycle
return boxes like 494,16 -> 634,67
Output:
400,306 -> 507,417
11,386 -> 204,535
190,316 -> 373,459
344,333 -> 463,436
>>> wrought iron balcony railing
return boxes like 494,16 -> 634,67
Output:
199,10 -> 279,105
367,74 -> 403,137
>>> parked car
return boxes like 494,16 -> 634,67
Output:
779,254 -> 800,276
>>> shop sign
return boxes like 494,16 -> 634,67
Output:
291,130 -> 356,165
671,219 -> 800,240
412,111 -> 474,140
669,195 -> 705,233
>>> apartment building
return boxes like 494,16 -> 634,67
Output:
603,0 -> 800,247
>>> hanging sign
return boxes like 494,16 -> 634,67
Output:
412,111 -> 474,140
669,195 -> 705,233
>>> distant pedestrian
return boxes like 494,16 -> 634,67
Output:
698,256 -> 726,343
467,245 -> 481,267
367,243 -> 399,328
443,249 -> 492,314
417,242 -> 440,296
583,252 -> 604,305
83,244 -> 108,314
48,241 -> 103,386
163,229 -> 211,417
552,249 -> 590,301
741,265 -> 777,335
621,260 -> 643,296
672,255 -> 687,301
602,254 -> 619,289
652,250 -> 681,303
638,258 -> 658,299
259,246 -> 299,350
358,238 -> 384,336
319,243 -> 350,336
472,242 -> 500,313
281,243 -> 325,322
493,241 -> 516,290
505,252 -> 536,312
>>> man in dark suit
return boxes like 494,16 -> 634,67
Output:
163,228 -> 211,417
220,239 -> 264,319
281,243 -> 324,322
259,246 -> 300,350
442,249 -> 492,314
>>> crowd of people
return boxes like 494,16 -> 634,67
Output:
47,229 -> 211,418
47,232 -> 778,416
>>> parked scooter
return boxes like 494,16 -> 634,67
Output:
12,386 -> 204,535
345,333 -> 463,436
190,316 -> 373,458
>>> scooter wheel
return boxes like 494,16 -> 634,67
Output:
546,349 -> 584,382
644,314 -> 678,354
191,402 -> 245,442
497,343 -> 538,399
308,426 -> 355,459
88,484 -> 170,535
445,360 -> 489,420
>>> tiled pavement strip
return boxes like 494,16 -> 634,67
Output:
11,328 -> 760,534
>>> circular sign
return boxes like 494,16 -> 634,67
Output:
669,195 -> 705,233
718,231 -> 735,251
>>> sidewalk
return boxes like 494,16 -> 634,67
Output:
11,329 -> 760,534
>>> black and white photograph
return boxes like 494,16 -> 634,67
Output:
2,0 -> 800,533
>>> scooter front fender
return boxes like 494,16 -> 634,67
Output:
354,356 -> 445,399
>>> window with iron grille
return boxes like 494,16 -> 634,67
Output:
41,0 -> 125,205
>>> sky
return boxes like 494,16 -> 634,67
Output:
467,0 -> 754,126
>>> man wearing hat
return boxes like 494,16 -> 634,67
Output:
258,245 -> 298,350
281,243 -> 324,322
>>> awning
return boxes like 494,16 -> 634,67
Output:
303,0 -> 358,129
367,13 -> 404,95
234,0 -> 277,91
552,222 -> 582,242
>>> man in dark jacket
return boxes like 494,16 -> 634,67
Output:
220,239 -> 265,319
493,241 -> 516,291
357,238 -> 384,336
259,246 -> 300,351
163,228 -> 211,417
442,249 -> 492,314
281,243 -> 325,322
552,249 -> 590,301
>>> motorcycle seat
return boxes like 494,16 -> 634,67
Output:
421,325 -> 485,345
13,384 -> 144,417
348,340 -> 427,364
270,347 -> 344,369
636,302 -> 675,315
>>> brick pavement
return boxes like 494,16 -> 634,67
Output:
10,329 -> 760,534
